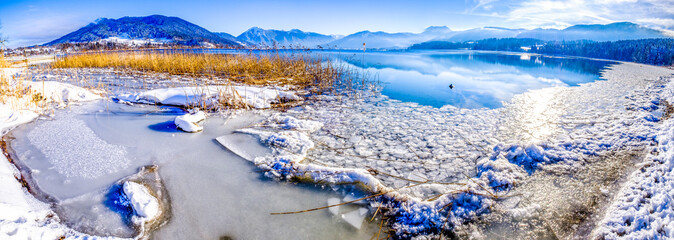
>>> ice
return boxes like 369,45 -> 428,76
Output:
229,63 -> 674,238
215,133 -> 272,162
174,111 -> 206,132
122,181 -> 159,220
327,198 -> 341,215
341,208 -> 368,229
27,114 -> 130,179
343,194 -> 367,205
0,67 -> 125,239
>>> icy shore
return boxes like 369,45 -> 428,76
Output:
232,63 -> 674,238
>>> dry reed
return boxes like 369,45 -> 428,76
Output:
51,51 -> 349,93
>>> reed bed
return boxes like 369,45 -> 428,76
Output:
51,51 -> 353,93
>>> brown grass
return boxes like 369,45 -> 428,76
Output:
0,56 -> 9,68
51,51 -> 349,92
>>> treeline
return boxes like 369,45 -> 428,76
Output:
531,39 -> 674,66
410,38 -> 674,66
409,38 -> 543,51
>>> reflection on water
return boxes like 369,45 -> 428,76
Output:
333,50 -> 615,108
130,49 -> 615,109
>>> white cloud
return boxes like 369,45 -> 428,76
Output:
3,14 -> 88,48
474,0 -> 674,30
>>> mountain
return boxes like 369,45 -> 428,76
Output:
516,22 -> 668,42
236,27 -> 336,48
441,27 -> 523,42
46,15 -> 240,47
328,26 -> 452,49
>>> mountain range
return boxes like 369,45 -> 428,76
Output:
44,15 -> 673,49
46,15 -> 240,47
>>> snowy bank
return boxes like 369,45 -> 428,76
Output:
594,71 -> 674,239
115,85 -> 301,109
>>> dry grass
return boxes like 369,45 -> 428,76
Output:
51,51 -> 351,93
0,56 -> 9,68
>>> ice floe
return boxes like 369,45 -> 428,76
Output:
174,110 -> 206,132
123,181 -> 159,220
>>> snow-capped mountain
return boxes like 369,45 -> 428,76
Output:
45,15 -> 241,47
516,22 -> 668,42
441,27 -> 523,42
236,27 -> 337,48
327,26 -> 452,49
45,16 -> 672,50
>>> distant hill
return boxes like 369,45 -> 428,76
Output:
441,27 -> 522,42
328,26 -> 452,49
45,15 -> 241,47
236,27 -> 336,48
516,22 -> 668,42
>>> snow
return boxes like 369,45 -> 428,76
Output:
594,73 -> 674,239
0,68 -> 126,239
174,111 -> 205,132
115,85 -> 301,109
27,81 -> 101,105
122,181 -> 159,220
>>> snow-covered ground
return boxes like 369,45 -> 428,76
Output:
594,73 -> 674,239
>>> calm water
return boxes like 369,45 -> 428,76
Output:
167,49 -> 615,109
330,50 -> 615,108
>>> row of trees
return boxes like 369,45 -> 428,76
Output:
531,39 -> 674,66
410,38 -> 674,66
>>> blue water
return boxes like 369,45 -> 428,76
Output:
129,49 -> 616,109
327,50 -> 615,108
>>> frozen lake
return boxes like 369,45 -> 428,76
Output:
8,101 -> 378,239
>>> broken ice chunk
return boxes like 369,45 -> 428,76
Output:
407,171 -> 427,183
123,181 -> 159,219
174,111 -> 206,132
327,198 -> 341,215
342,194 -> 367,205
341,207 -> 369,229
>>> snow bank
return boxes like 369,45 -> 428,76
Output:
122,181 -> 159,220
116,85 -> 301,109
594,73 -> 674,239
174,111 -> 206,132
27,81 -> 101,105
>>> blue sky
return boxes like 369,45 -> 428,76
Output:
0,0 -> 673,48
